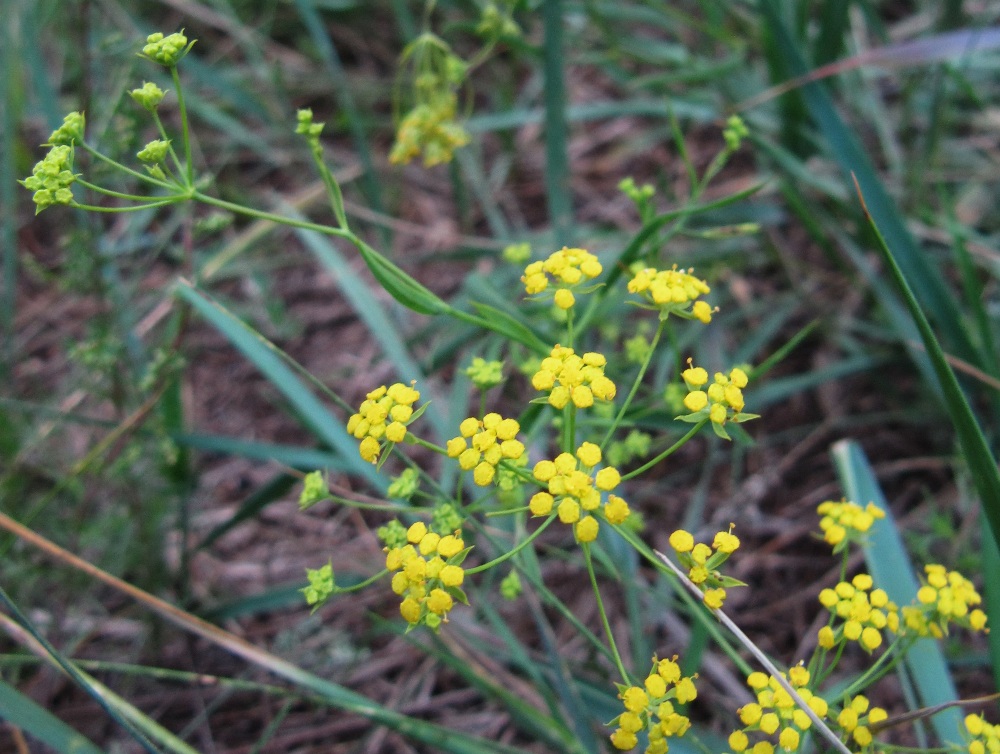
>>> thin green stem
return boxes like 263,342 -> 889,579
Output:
332,568 -> 389,594
151,109 -> 187,180
621,419 -> 706,481
79,143 -> 176,190
465,514 -> 556,575
170,66 -> 193,186
191,191 -> 352,239
75,178 -> 180,203
72,200 -> 180,213
601,319 -> 665,450
583,544 -> 629,682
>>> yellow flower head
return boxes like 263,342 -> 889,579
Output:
447,413 -> 526,487
346,382 -> 421,464
521,247 -> 603,311
530,444 -> 628,542
733,670 -> 830,754
901,564 -> 987,637
532,345 -> 616,409
385,523 -> 467,630
677,360 -> 754,438
817,573 -> 899,652
627,265 -> 713,321
608,656 -> 697,751
816,498 -> 885,551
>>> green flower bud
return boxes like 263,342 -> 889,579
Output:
142,30 -> 194,67
431,503 -> 463,536
301,563 -> 335,608
502,242 -> 531,264
723,114 -> 749,151
465,357 -> 504,389
137,139 -> 170,164
46,112 -> 85,146
295,108 -> 324,140
500,570 -> 522,600
20,145 -> 77,214
377,519 -> 409,549
387,468 -> 420,501
130,82 -> 166,111
298,470 -> 329,509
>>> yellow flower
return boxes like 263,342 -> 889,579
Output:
448,414 -> 526,487
347,382 -> 421,463
628,265 -> 712,321
669,530 -> 694,553
531,344 -> 616,409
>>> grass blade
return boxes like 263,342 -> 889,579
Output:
0,677 -> 103,754
756,0 -> 978,368
173,280 -> 382,489
855,181 -> 1000,551
831,439 -> 962,744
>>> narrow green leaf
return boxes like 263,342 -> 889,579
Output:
832,440 -> 962,743
173,280 -> 382,489
856,186 -> 1000,550
757,0 -> 978,367
353,239 -> 452,316
0,678 -> 103,754
469,302 -> 552,355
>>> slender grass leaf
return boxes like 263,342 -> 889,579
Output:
173,280 -> 382,488
757,0 -> 978,368
831,440 -> 962,743
0,678 -> 103,754
856,186 -> 1000,550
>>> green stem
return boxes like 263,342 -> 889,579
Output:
191,191 -> 352,239
601,319 -> 665,450
332,568 -> 389,594
79,143 -> 176,190
151,109 -> 187,180
171,66 -> 193,186
75,178 -> 180,203
465,514 -> 556,575
72,200 -> 180,213
583,544 -> 629,681
621,419 -> 706,481
408,435 -> 449,456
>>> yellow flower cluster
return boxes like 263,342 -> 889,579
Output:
668,527 -> 742,609
817,574 -> 899,653
522,247 -> 604,310
966,713 -> 1000,754
730,668 -> 828,754
390,93 -> 471,167
385,522 -> 467,630
610,657 -> 697,752
681,364 -> 748,425
902,564 -> 987,638
531,345 -> 617,409
835,695 -> 887,748
529,443 -> 629,543
628,266 -> 713,322
816,499 -> 884,550
346,382 -> 421,464
446,413 -> 526,486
